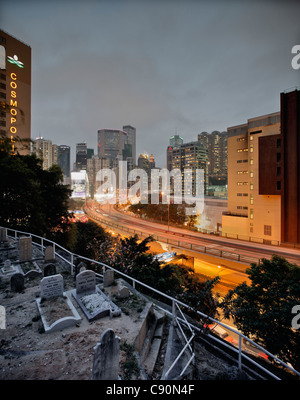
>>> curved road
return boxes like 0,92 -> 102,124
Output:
86,202 -> 300,267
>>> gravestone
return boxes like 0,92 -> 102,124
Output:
92,329 -> 120,380
103,269 -> 114,287
19,236 -> 32,262
0,228 -> 7,242
10,273 -> 25,292
44,246 -> 55,262
43,263 -> 57,277
76,269 -> 96,295
40,274 -> 63,299
75,261 -> 87,275
118,285 -> 130,299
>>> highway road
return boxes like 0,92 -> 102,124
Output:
85,201 -> 300,267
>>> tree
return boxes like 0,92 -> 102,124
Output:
0,139 -> 71,236
222,255 -> 300,371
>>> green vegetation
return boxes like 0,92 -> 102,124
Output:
222,255 -> 300,371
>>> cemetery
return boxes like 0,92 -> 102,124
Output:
0,232 -> 262,381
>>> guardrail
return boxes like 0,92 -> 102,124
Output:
2,226 -> 300,380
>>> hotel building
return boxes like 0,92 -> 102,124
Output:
0,30 -> 31,154
222,89 -> 300,246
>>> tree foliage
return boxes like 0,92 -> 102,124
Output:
0,135 -> 71,236
222,255 -> 300,371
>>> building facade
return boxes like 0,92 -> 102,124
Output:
222,88 -> 300,245
32,137 -> 54,170
75,142 -> 87,171
197,130 -> 227,185
167,139 -> 208,196
57,145 -> 71,184
0,30 -> 31,155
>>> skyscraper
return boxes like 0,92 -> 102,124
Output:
0,29 -> 31,155
97,128 -> 131,169
75,142 -> 87,171
122,125 -> 136,170
57,145 -> 71,183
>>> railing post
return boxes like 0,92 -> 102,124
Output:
238,335 -> 242,370
172,299 -> 177,326
70,253 -> 74,275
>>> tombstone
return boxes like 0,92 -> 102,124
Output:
44,246 -> 55,262
118,285 -> 130,299
76,269 -> 96,295
19,236 -> 32,262
40,274 -> 63,300
92,329 -> 120,380
103,269 -> 114,287
0,228 -> 8,242
75,261 -> 87,275
43,263 -> 57,277
10,273 -> 25,292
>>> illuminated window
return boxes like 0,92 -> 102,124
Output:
250,158 -> 254,165
250,170 -> 254,178
250,194 -> 254,205
250,209 -> 254,220
250,182 -> 254,190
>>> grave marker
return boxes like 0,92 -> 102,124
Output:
40,274 -> 63,299
76,269 -> 96,295
19,236 -> 32,262
92,329 -> 120,380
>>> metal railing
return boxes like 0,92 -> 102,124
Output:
2,226 -> 300,380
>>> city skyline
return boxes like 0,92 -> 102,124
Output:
0,0 -> 299,167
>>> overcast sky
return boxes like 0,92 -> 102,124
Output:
1,0 -> 299,167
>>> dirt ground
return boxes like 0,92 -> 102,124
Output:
0,266 -> 148,380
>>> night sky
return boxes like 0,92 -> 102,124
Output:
1,0 -> 299,167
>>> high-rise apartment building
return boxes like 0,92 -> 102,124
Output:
222,88 -> 300,245
32,137 -> 53,170
197,130 -> 227,184
0,30 -> 31,155
167,140 -> 208,196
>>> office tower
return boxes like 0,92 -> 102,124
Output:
75,142 -> 87,171
0,29 -> 31,155
123,125 -> 136,170
169,134 -> 183,148
57,145 -> 71,182
97,128 -> 128,168
32,137 -> 53,170
222,89 -> 300,245
197,131 -> 227,184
